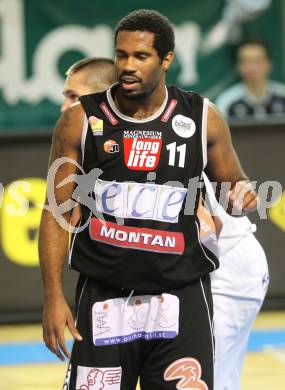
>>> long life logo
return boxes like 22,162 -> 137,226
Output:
123,131 -> 162,170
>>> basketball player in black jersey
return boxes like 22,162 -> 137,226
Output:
39,10 -> 258,390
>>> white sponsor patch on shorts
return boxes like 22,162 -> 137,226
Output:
76,365 -> 122,390
92,293 -> 179,346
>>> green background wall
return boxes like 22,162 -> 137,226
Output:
0,0 -> 284,132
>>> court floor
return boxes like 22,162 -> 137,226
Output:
0,311 -> 284,390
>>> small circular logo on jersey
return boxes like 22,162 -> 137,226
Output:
103,139 -> 119,153
172,115 -> 196,138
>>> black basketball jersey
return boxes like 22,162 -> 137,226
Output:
69,84 -> 218,293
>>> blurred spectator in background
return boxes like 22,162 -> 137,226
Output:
216,40 -> 285,121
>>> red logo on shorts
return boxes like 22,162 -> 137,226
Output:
164,358 -> 208,390
123,137 -> 162,170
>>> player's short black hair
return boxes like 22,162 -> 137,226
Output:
236,39 -> 271,60
114,9 -> 175,61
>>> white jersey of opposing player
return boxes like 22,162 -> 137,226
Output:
202,173 -> 269,301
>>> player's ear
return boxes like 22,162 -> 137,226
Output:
161,51 -> 174,72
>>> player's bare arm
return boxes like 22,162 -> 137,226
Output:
206,102 -> 258,214
39,102 -> 84,360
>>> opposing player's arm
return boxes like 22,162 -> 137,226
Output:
39,102 -> 84,360
205,102 -> 258,214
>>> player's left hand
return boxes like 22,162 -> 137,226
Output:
227,180 -> 259,216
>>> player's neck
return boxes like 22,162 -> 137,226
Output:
113,82 -> 167,120
245,79 -> 268,98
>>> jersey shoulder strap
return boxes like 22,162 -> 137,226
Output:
168,85 -> 204,108
79,90 -> 107,117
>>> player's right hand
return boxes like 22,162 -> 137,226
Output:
42,294 -> 83,361
227,180 -> 259,216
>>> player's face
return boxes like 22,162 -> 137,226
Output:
237,44 -> 271,84
115,30 -> 173,100
61,71 -> 94,113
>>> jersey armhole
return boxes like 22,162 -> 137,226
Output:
81,114 -> 88,165
202,98 -> 209,169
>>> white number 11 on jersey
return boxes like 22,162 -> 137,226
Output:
166,142 -> 186,168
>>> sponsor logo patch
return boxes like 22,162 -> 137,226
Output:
123,130 -> 162,170
89,116 -> 103,136
76,366 -> 122,390
164,358 -> 208,390
99,102 -> 118,125
94,179 -> 187,223
92,294 -> 179,346
90,218 -> 185,254
103,140 -> 119,153
172,114 -> 196,138
161,99 -> 178,122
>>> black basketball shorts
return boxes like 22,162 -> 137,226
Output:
63,274 -> 214,390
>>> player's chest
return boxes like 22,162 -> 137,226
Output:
87,119 -> 200,174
